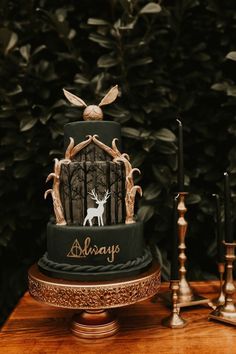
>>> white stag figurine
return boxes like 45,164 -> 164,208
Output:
83,189 -> 110,226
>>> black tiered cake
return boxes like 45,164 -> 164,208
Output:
38,86 -> 152,280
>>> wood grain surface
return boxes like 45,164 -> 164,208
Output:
1,281 -> 236,354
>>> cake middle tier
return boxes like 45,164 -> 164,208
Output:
60,160 -> 126,225
38,221 -> 153,281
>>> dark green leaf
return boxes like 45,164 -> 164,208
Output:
97,54 -> 119,68
137,205 -> 155,222
186,194 -> 202,205
14,151 -> 31,161
226,52 -> 236,61
140,3 -> 162,14
154,128 -> 176,142
87,18 -> 109,26
13,164 -> 31,178
0,28 -> 18,54
20,118 -> 37,132
89,33 -> 113,48
143,184 -> 162,200
211,82 -> 228,92
129,57 -> 153,68
121,127 -> 141,139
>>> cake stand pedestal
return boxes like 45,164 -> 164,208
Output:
28,261 -> 161,339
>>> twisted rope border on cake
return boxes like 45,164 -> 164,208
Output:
39,248 -> 151,273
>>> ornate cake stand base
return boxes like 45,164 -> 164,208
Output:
28,261 -> 161,339
71,310 -> 119,338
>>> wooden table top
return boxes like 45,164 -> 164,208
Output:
0,280 -> 236,354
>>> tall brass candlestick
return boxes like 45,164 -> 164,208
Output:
177,192 -> 193,302
176,192 -> 212,308
209,242 -> 236,325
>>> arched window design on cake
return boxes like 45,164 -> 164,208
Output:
45,86 -> 142,227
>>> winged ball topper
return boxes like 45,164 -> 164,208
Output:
63,85 -> 119,121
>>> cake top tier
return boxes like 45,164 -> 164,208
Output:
64,121 -> 122,152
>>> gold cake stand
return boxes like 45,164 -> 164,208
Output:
28,262 -> 161,339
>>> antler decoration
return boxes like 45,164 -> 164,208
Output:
65,135 -> 93,159
45,135 -> 95,225
92,135 -> 142,224
44,158 -> 70,225
63,85 -> 119,121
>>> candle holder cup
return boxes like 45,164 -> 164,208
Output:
209,242 -> 236,326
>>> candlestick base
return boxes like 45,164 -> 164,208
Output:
162,280 -> 187,329
209,307 -> 236,326
162,312 -> 187,329
160,290 -> 214,309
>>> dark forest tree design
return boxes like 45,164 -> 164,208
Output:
60,146 -> 125,226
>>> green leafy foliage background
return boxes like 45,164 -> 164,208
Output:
1,0 -> 236,323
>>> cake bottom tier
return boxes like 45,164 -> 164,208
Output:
38,221 -> 153,281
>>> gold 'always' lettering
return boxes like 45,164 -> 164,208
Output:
67,237 -> 120,263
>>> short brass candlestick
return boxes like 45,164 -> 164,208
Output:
177,192 -> 211,308
209,242 -> 236,325
212,262 -> 225,307
162,280 -> 187,328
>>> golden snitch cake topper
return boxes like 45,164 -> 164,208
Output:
63,85 -> 119,121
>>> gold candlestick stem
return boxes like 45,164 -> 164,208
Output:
162,280 -> 187,328
177,192 -> 193,302
209,242 -> 236,325
212,262 -> 225,307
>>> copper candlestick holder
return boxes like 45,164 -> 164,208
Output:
162,280 -> 187,328
176,192 -> 212,307
212,262 -> 225,307
209,242 -> 236,325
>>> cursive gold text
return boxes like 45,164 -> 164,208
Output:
67,237 -> 120,263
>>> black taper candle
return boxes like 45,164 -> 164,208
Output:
213,194 -> 224,262
177,119 -> 184,191
171,195 -> 179,280
224,172 -> 233,243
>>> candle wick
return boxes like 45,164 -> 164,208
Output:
176,118 -> 182,126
